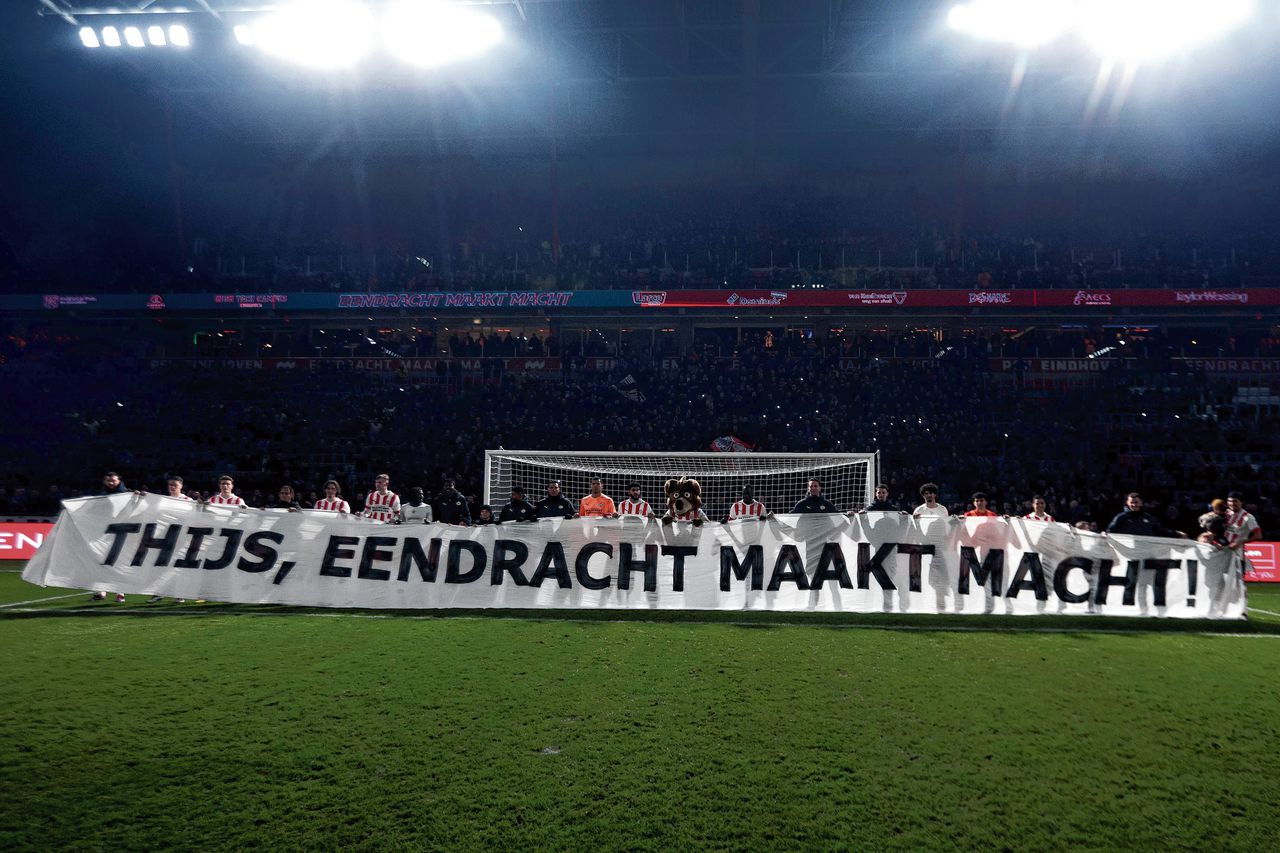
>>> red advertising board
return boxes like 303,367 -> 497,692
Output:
1245,542 -> 1279,583
633,288 -> 1280,309
0,522 -> 53,561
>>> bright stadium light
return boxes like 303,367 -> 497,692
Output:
123,26 -> 145,48
948,0 -> 1256,61
102,26 -> 122,48
169,25 -> 191,47
234,24 -> 256,46
1076,0 -> 1254,62
382,1 -> 504,68
253,1 -> 376,69
147,25 -> 166,46
79,27 -> 100,48
947,0 -> 1075,48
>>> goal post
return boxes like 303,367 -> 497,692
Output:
484,450 -> 878,517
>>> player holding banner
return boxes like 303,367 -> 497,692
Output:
314,480 -> 351,514
617,483 -> 655,518
207,475 -> 248,508
728,485 -> 770,520
362,473 -> 401,523
580,477 -> 618,518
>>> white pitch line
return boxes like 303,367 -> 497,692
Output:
0,592 -> 90,609
1247,607 -> 1280,618
4,606 -> 1279,638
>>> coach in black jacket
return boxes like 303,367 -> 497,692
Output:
534,481 -> 577,519
434,478 -> 472,526
1106,492 -> 1186,538
792,478 -> 840,513
498,486 -> 538,523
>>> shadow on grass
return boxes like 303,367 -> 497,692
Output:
3,599 -> 1278,636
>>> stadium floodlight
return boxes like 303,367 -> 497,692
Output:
234,24 -> 256,46
147,25 -> 166,46
253,1 -> 376,69
947,0 -> 1075,48
169,25 -> 191,47
124,26 -> 145,48
79,27 -> 100,48
101,26 -> 122,48
382,1 -> 504,68
1076,0 -> 1254,62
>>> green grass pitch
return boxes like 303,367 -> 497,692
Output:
2,561 -> 1279,850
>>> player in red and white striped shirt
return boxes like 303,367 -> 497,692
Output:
728,486 -> 770,521
1227,491 -> 1261,552
616,482 -> 654,518
315,480 -> 351,514
206,474 -> 248,508
314,480 -> 352,514
362,473 -> 401,523
1024,495 -> 1054,522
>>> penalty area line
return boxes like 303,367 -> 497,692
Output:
1247,606 -> 1280,618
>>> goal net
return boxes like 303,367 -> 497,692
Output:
484,451 -> 878,517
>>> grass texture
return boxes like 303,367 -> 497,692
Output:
2,564 -> 1279,851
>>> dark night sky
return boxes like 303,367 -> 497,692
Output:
3,1 -> 1280,272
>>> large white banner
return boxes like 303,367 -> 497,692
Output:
23,494 -> 1246,619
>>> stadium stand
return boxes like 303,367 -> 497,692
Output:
1,323 -> 1275,536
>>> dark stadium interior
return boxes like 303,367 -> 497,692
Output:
7,4 -> 1280,851
2,0 -> 1279,537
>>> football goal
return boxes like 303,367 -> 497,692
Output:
483,450 -> 878,517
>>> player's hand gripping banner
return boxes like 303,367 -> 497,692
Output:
23,494 -> 1246,618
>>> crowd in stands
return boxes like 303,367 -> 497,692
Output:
13,230 -> 1263,296
16,310 -> 1278,365
8,183 -> 1280,295
2,326 -> 1276,541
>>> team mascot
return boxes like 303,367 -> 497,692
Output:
662,477 -> 704,526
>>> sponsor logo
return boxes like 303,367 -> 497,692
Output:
632,291 -> 667,306
147,294 -> 166,310
0,523 -> 52,560
846,291 -> 909,306
725,291 -> 788,306
1072,290 -> 1112,306
1245,543 -> 1278,582
41,295 -> 98,309
968,291 -> 1012,305
1174,290 -> 1249,304
214,294 -> 288,308
504,359 -> 557,371
336,292 -> 573,309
